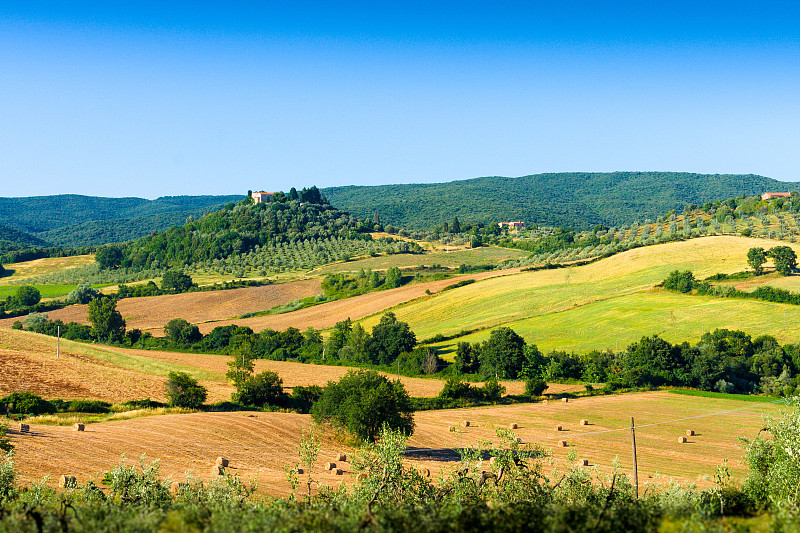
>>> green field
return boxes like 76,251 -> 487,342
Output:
356,236 -> 800,353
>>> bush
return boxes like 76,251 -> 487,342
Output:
232,371 -> 288,408
15,285 -> 41,307
482,378 -> 506,401
164,371 -> 207,408
291,385 -> 323,413
163,318 -> 202,344
311,370 -> 414,441
0,392 -> 56,415
66,282 -> 99,304
663,270 -> 698,293
161,271 -> 193,293
64,399 -> 111,413
525,378 -> 549,397
0,425 -> 11,453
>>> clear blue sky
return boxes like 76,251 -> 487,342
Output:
1,1 -> 798,198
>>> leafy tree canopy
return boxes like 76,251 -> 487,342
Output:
164,371 -> 207,408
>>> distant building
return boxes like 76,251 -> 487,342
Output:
761,192 -> 792,201
251,191 -> 275,204
498,221 -> 526,230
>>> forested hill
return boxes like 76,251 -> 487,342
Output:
113,188 -> 378,269
0,223 -> 49,254
324,172 -> 796,230
0,194 -> 242,247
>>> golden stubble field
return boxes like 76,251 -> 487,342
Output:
4,391 -> 782,496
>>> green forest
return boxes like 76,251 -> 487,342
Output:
324,171 -> 791,230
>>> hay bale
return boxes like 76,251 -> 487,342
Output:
515,437 -> 523,444
509,422 -> 518,429
215,457 -> 229,467
581,459 -> 589,466
337,453 -> 347,462
543,399 -> 549,404
579,419 -> 588,426
555,425 -> 563,431
58,475 -> 77,489
296,468 -> 304,475
448,425 -> 456,432
73,423 -> 85,432
558,440 -> 568,447
356,473 -> 368,481
561,398 -> 569,403
462,420 -> 471,427
210,465 -> 225,477
169,482 -> 188,495
686,430 -> 695,436
18,423 -> 29,433
677,436 -> 687,443
325,462 -> 336,471
334,469 -> 343,475
422,468 -> 431,478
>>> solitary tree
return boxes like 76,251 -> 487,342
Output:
478,327 -> 527,379
768,246 -> 797,276
232,371 -> 287,407
15,285 -> 41,307
747,247 -> 767,275
161,271 -> 193,293
87,297 -> 126,342
164,371 -> 207,408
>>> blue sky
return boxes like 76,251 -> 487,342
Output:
1,2 -> 798,198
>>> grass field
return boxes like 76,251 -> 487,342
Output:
0,255 -> 95,285
358,236 -> 800,351
5,391 -> 784,495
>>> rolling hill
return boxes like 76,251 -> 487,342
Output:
324,171 -> 797,230
0,194 -> 242,247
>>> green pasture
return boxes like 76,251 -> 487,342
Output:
0,283 -> 110,300
354,236 -> 800,353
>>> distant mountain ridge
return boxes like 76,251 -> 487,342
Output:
323,172 -> 797,230
0,194 -> 242,247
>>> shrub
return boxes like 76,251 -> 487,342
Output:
232,371 -> 288,408
525,378 -> 549,397
1,392 -> 56,415
291,385 -> 323,413
164,371 -> 207,408
22,312 -> 48,331
163,318 -> 202,344
311,370 -> 414,441
0,425 -> 11,453
161,270 -> 193,293
15,285 -> 41,307
663,270 -> 698,293
482,378 -> 506,401
64,399 -> 111,413
66,282 -> 99,304
439,377 -> 482,401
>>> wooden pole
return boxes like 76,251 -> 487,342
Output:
57,325 -> 60,359
630,416 -> 639,498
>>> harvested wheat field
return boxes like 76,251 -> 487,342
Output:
0,279 -> 322,331
408,391 -> 783,484
6,391 -> 782,495
201,267 -> 520,334
0,328 -> 580,401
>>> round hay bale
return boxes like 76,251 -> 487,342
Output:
337,453 -> 347,462
677,436 -> 687,443
558,440 -> 568,447
515,437 -> 523,444
18,423 -> 29,433
579,419 -> 588,426
543,399 -> 549,404
356,473 -> 368,481
210,465 -> 225,477
555,425 -> 563,431
58,475 -> 77,489
462,420 -> 470,427
686,430 -> 695,436
509,422 -> 518,429
448,425 -> 455,432
422,468 -> 431,478
73,423 -> 85,432
296,468 -> 304,475
215,457 -> 229,467
489,456 -> 496,465
325,462 -> 336,471
169,481 -> 188,494
561,398 -> 569,403
581,459 -> 589,467
335,469 -> 343,475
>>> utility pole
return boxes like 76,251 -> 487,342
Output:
57,325 -> 60,359
630,416 -> 639,498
